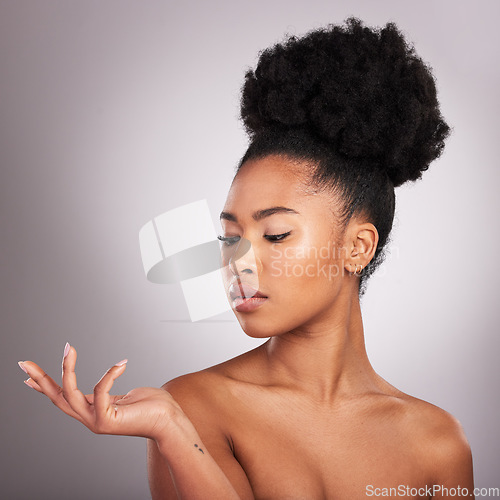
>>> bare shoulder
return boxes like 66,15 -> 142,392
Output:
161,368 -> 230,422
161,345 -> 263,423
399,394 -> 470,450
391,392 -> 473,484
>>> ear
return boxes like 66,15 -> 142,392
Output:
343,221 -> 379,276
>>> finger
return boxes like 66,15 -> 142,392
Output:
93,359 -> 128,422
24,377 -> 42,392
84,393 -> 126,405
18,360 -> 86,424
61,344 -> 93,423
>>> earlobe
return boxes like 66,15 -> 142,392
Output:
345,262 -> 364,275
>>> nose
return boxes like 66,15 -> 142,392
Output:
223,237 -> 262,277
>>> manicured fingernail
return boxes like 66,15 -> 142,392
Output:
114,359 -> 128,366
63,342 -> 70,358
18,361 -> 28,373
24,378 -> 36,389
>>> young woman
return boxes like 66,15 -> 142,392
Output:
18,18 -> 474,499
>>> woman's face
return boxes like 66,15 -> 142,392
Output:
220,154 -> 354,338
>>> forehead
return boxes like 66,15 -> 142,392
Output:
224,155 -> 316,212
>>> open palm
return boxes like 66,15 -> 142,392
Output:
18,344 -> 185,443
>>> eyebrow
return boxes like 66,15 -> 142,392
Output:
220,206 -> 300,222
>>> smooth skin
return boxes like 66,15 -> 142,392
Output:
20,154 -> 474,499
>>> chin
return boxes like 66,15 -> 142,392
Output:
232,308 -> 297,339
233,313 -> 274,339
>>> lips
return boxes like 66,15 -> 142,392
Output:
228,282 -> 267,301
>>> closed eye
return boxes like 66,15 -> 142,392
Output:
265,231 -> 291,242
217,235 -> 240,246
218,231 -> 292,245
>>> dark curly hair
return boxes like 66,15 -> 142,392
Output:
237,17 -> 450,295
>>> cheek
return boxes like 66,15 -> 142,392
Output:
266,241 -> 344,286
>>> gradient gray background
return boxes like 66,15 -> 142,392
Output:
1,0 -> 498,498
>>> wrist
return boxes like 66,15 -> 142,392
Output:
154,408 -> 201,458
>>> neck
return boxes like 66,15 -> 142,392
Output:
262,288 -> 380,402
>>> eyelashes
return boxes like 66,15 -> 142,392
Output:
217,235 -> 240,246
217,231 -> 291,246
265,231 -> 291,242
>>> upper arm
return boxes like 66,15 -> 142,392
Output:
427,412 -> 474,498
147,375 -> 255,500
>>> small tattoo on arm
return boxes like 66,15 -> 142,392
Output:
194,443 -> 204,454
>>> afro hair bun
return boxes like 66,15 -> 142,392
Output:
240,18 -> 450,187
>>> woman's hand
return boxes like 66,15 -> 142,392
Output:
19,343 -> 248,500
18,343 -> 186,444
